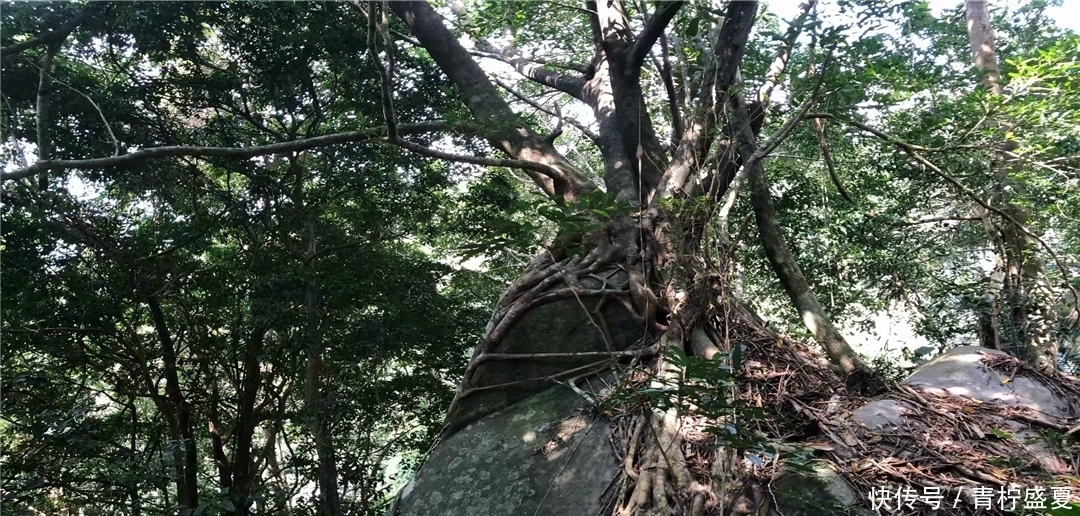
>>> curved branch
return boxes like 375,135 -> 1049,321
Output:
718,49 -> 831,229
473,42 -> 587,99
731,95 -> 865,375
388,137 -> 569,186
813,117 -> 852,203
470,48 -> 589,74
28,60 -> 122,157
390,1 -> 594,203
758,0 -> 817,105
0,4 -> 97,59
491,76 -> 600,145
717,87 -> 819,240
2,122 -> 466,181
627,1 -> 685,73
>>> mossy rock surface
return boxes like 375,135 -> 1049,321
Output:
771,461 -> 872,516
393,384 -> 617,516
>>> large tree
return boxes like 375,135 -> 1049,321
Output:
3,1 -> 1079,515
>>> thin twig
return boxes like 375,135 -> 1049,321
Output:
813,117 -> 851,203
896,215 -> 983,226
26,57 -> 122,156
808,112 -> 1080,305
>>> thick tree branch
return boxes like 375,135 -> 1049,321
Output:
367,1 -> 397,139
388,138 -> 571,186
29,60 -> 122,156
656,35 -> 683,146
719,8 -> 832,227
36,41 -> 61,191
437,0 -> 588,97
0,4 -> 96,59
492,76 -> 600,145
652,0 -> 758,203
582,52 -> 641,201
390,1 -> 594,203
585,1 -> 603,46
580,0 -> 673,202
627,1 -> 685,73
365,3 -> 573,199
717,93 -> 818,236
472,46 -> 590,75
231,327 -> 266,506
758,0 -> 817,105
473,41 -> 587,100
731,95 -> 865,375
144,294 -> 199,509
964,0 -> 1004,96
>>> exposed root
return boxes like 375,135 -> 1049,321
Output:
447,208 -> 1080,514
439,213 -> 671,439
614,409 -> 721,516
596,270 -> 1080,515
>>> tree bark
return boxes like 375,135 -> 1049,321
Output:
728,94 -> 866,376
964,0 -> 1058,371
230,328 -> 266,515
35,41 -> 61,191
286,153 -> 343,516
145,295 -> 199,513
964,0 -> 1004,96
388,1 -> 594,204
128,395 -> 142,516
304,280 -> 342,516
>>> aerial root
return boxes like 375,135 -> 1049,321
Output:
454,249 -> 662,404
615,410 -> 705,516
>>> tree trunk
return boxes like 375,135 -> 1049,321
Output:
964,0 -> 1058,371
385,3 -> 864,515
230,328 -> 266,515
128,395 -> 142,516
729,91 -> 866,377
301,210 -> 342,516
146,295 -> 199,513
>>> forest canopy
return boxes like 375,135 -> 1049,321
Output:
2,0 -> 1079,515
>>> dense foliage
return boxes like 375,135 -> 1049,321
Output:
2,1 -> 1078,515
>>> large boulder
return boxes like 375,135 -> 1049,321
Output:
392,346 -> 1080,515
390,382 -> 617,516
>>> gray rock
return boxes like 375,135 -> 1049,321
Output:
772,461 -> 874,515
397,345 -> 1077,516
902,346 -> 1072,418
443,295 -> 644,437
392,385 -> 617,516
851,399 -> 913,431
